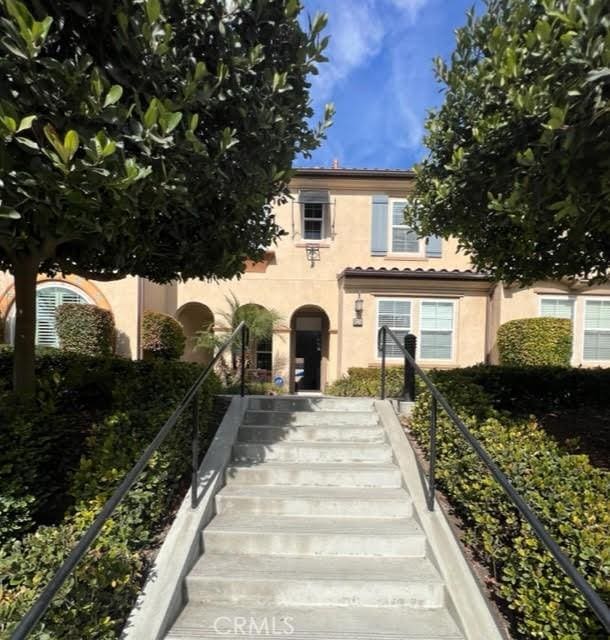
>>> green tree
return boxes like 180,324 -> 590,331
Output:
407,0 -> 610,285
0,0 -> 332,393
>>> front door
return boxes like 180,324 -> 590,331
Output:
295,330 -> 322,391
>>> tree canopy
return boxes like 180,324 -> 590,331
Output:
407,0 -> 610,284
0,0 -> 332,391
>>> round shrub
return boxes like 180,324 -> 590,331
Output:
142,311 -> 186,360
56,304 -> 115,356
497,317 -> 572,366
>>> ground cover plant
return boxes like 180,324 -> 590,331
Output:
0,349 -> 221,639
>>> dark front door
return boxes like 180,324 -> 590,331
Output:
295,330 -> 322,391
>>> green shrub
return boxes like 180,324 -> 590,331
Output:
326,367 -> 404,397
56,303 -> 115,356
497,317 -> 572,366
409,372 -> 609,639
0,350 -> 221,638
141,311 -> 186,360
432,364 -> 610,414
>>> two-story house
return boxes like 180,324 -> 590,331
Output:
2,167 -> 610,391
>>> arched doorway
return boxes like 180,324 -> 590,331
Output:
290,305 -> 330,392
176,302 -> 214,364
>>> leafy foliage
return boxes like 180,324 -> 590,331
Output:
141,310 -> 185,360
197,293 -> 282,384
0,349 -> 221,638
497,317 -> 572,366
326,367 -> 405,397
408,373 -> 609,639
407,0 -> 610,284
0,0 -> 333,391
56,303 -> 115,356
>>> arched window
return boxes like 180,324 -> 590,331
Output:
6,282 -> 90,347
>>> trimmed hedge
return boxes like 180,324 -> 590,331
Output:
408,374 -> 609,639
56,303 -> 115,356
142,311 -> 186,361
433,364 -> 610,414
0,350 -> 220,638
326,367 -> 404,397
497,317 -> 572,366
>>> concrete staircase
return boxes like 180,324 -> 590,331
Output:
165,397 -> 465,639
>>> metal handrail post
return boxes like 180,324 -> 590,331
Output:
403,333 -> 416,402
379,327 -> 387,399
240,323 -> 247,397
191,392 -> 200,509
428,396 -> 437,511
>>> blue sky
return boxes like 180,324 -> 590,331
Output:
299,0 -> 482,170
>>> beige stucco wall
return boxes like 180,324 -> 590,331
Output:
338,276 -> 490,375
490,281 -> 610,367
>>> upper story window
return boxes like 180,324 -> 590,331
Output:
390,199 -> 421,254
299,190 -> 331,242
584,300 -> 610,361
6,283 -> 89,347
303,202 -> 324,240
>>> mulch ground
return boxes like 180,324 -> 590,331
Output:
536,407 -> 610,470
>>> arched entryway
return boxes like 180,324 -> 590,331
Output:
290,305 -> 330,393
176,302 -> 214,364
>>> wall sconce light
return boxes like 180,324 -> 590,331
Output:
353,293 -> 364,327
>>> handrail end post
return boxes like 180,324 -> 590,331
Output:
404,333 -> 417,403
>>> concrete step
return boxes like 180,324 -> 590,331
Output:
232,441 -> 393,464
225,462 -> 403,488
215,485 -> 413,517
167,604 -> 464,639
202,513 -> 426,557
185,554 -> 443,607
237,423 -> 386,443
248,396 -> 375,412
243,410 -> 379,427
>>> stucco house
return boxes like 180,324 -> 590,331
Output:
2,167 -> 610,391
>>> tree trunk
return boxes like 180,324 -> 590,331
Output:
13,257 -> 39,395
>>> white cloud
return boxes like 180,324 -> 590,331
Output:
310,0 -> 386,102
387,0 -> 429,19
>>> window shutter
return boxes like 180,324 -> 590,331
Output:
35,286 -> 86,347
36,289 -> 59,347
426,235 -> 442,258
371,195 -> 389,256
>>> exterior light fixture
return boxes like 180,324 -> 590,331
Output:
353,293 -> 364,327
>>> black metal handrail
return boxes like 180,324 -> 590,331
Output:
11,321 -> 249,640
378,325 -> 610,633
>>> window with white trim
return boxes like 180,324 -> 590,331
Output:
255,336 -> 272,372
540,297 -> 574,320
302,202 -> 324,240
377,299 -> 411,358
420,301 -> 454,360
390,199 -> 420,253
584,300 -> 610,361
7,284 -> 89,347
